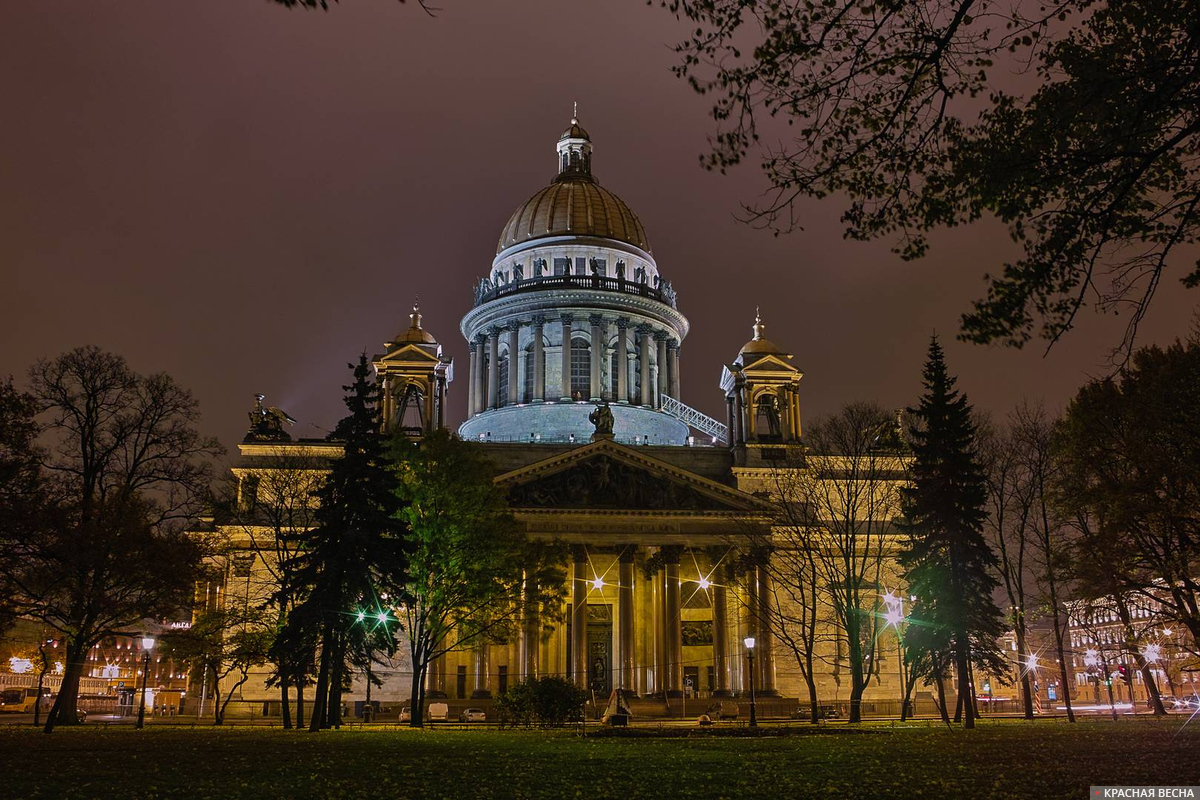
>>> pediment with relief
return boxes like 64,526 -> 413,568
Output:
497,441 -> 761,513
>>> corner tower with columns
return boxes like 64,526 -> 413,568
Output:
373,301 -> 453,435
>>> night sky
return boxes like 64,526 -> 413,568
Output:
3,1 -> 1196,457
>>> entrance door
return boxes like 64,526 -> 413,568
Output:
587,604 -> 613,696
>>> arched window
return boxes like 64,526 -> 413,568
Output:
754,393 -> 782,440
498,351 -> 510,407
610,349 -> 621,399
570,337 -> 590,399
523,344 -> 535,401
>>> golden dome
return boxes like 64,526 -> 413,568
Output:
496,178 -> 650,255
739,309 -> 787,358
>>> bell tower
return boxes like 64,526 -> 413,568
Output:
373,301 -> 453,435
720,309 -> 803,465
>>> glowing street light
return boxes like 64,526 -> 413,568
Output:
1142,643 -> 1162,664
591,577 -> 604,591
376,611 -> 389,625
698,576 -> 711,591
355,610 -> 367,623
1084,649 -> 1099,668
1025,653 -> 1039,673
744,636 -> 758,728
136,636 -> 155,730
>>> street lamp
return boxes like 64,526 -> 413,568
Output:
744,636 -> 758,728
883,597 -> 906,718
136,636 -> 155,730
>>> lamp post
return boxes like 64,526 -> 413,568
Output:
883,595 -> 906,718
744,636 -> 757,728
136,636 -> 155,730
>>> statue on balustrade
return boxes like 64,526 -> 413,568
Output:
533,257 -> 546,278
246,393 -> 296,442
588,400 -> 615,439
512,262 -> 523,281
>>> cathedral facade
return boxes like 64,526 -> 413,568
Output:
212,116 -> 909,718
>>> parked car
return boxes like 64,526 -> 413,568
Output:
706,700 -> 738,720
459,708 -> 486,722
398,707 -> 411,722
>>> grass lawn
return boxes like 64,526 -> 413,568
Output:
1,718 -> 1198,799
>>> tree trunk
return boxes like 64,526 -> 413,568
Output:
280,674 -> 292,729
44,639 -> 86,733
953,688 -> 963,723
409,656 -> 426,728
295,683 -> 305,729
901,667 -> 917,722
1015,624 -> 1033,720
934,668 -> 950,724
846,626 -> 864,724
327,632 -> 345,729
309,624 -> 333,732
1048,601 -> 1075,722
806,672 -> 820,725
848,667 -> 864,724
956,634 -> 975,729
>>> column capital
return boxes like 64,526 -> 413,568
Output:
532,314 -> 546,327
505,320 -> 522,333
636,323 -> 654,336
468,341 -> 479,353
667,339 -> 680,351
571,543 -> 588,562
654,329 -> 669,342
615,317 -> 631,330
474,332 -> 488,345
560,313 -> 574,325
588,313 -> 605,327
658,544 -> 683,565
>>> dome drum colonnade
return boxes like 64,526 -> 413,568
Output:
458,116 -> 688,445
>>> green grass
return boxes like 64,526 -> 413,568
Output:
1,719 -> 1198,799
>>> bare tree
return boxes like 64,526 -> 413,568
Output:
2,347 -> 222,732
1012,402 -> 1077,722
764,402 -> 905,723
979,415 -> 1036,718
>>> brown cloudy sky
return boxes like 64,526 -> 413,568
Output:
3,1 -> 1196,454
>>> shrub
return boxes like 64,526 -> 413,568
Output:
496,677 -> 587,728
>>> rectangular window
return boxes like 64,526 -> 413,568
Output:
554,258 -> 569,276
574,257 -> 586,276
498,665 -> 508,695
456,666 -> 467,700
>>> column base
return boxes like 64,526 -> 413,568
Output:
666,690 -> 684,699
425,690 -> 447,699
756,689 -> 781,697
711,690 -> 733,698
469,690 -> 492,700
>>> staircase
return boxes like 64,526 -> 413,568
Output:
660,394 -> 729,445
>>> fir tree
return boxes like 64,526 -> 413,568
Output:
899,336 -> 1005,729
282,354 -> 408,731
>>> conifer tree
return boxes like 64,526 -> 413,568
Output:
283,354 -> 408,731
899,336 -> 1005,729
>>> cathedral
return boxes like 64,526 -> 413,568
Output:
216,115 -> 907,719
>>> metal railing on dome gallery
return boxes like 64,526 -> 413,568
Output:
472,273 -> 678,309
465,431 -> 720,447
